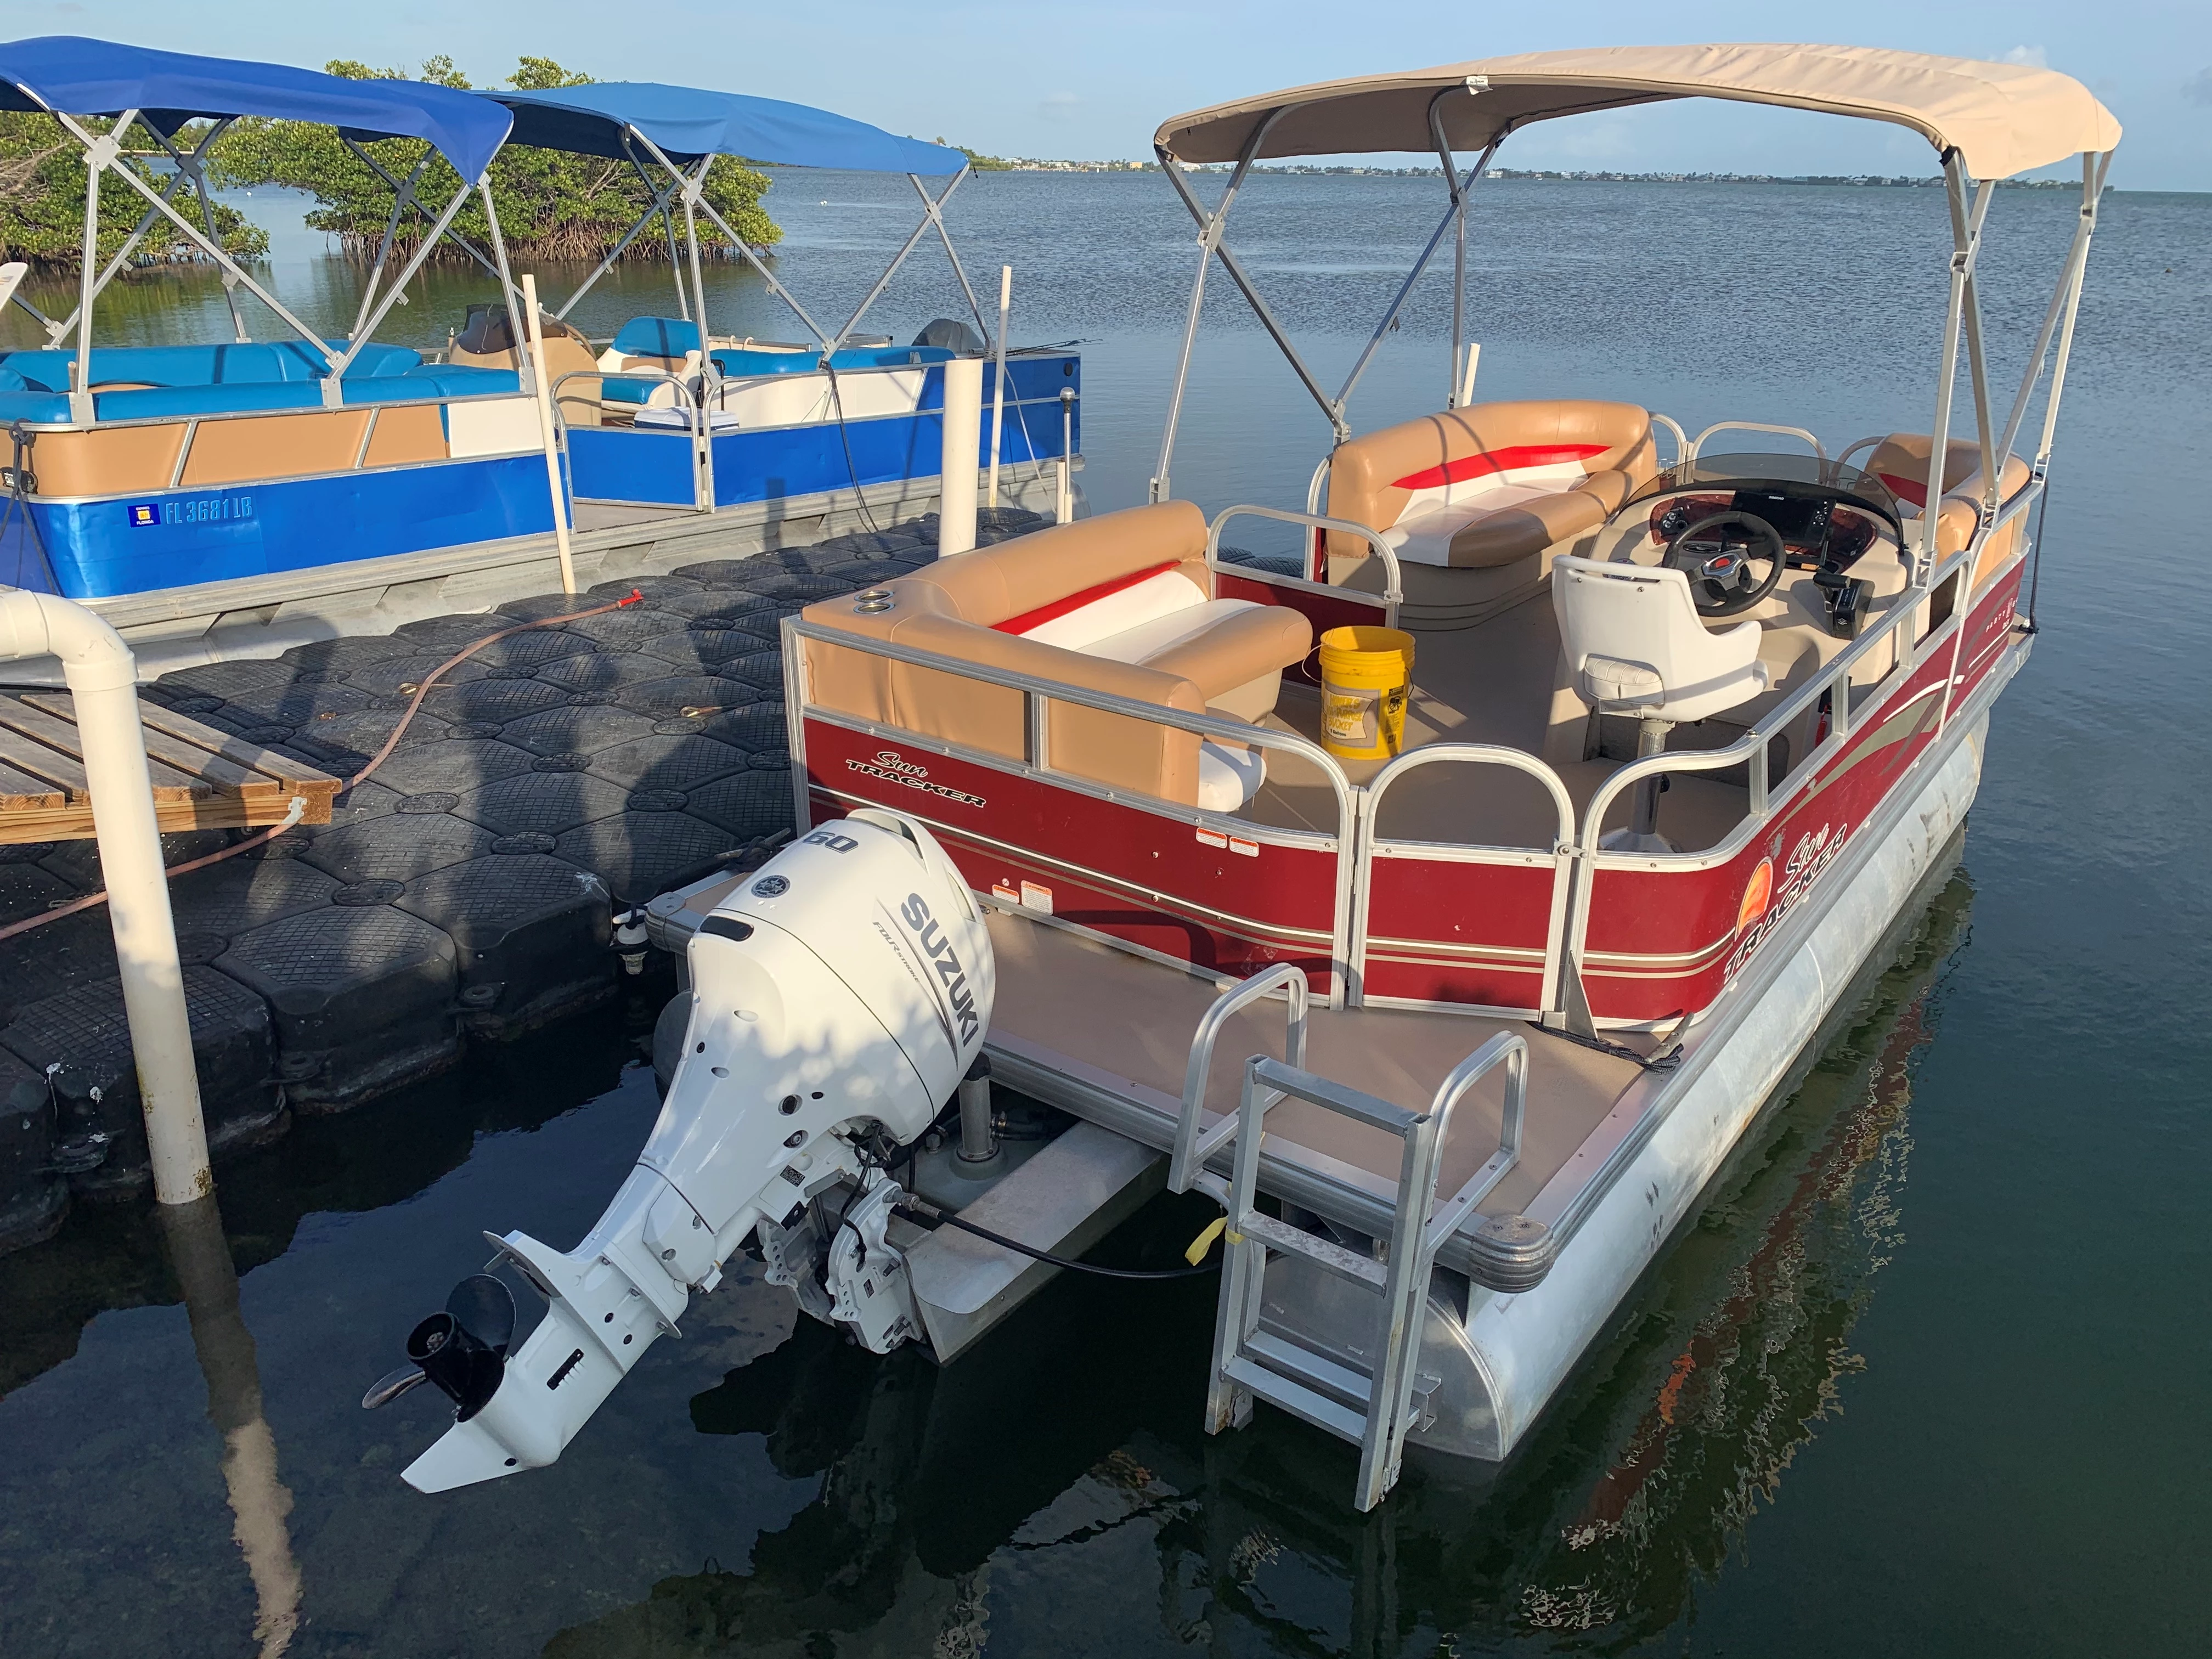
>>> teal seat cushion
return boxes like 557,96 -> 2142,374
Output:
706,345 -> 955,379
0,340 -> 424,393
711,347 -> 819,377
93,382 -> 321,420
386,365 -> 521,397
0,388 -> 70,422
610,316 -> 700,359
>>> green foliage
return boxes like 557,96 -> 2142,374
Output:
1,112 -> 268,269
207,54 -> 780,264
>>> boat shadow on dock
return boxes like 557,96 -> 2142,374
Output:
0,510 -> 1050,1251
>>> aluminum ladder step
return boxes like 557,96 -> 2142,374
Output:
1191,1030 -> 1532,1512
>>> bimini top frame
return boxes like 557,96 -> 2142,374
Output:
0,35 -> 517,420
484,82 -> 986,365
1146,42 -> 2120,575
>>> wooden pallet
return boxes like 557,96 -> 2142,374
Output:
0,693 -> 340,846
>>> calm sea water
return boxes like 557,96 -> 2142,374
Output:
2,171 -> 2208,1657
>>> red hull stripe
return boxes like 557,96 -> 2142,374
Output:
1392,443 -> 1608,493
992,559 -> 1188,635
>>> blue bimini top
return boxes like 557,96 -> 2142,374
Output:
488,82 -> 962,174
0,35 -> 512,179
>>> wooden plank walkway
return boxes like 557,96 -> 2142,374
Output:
0,694 -> 339,845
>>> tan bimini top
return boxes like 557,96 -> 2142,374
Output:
1154,43 -> 2121,181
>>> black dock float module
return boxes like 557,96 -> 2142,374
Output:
0,510 -> 1048,1252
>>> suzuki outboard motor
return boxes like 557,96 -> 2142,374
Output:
374,808 -> 994,1492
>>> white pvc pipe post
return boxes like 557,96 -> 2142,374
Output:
0,593 -> 208,1203
520,274 -> 578,595
1058,386 -> 1075,524
938,354 -> 983,558
1458,342 -> 1481,409
986,265 -> 1011,509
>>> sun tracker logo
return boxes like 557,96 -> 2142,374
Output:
844,749 -> 986,809
1724,822 -> 1850,981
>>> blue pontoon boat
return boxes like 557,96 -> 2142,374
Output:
0,38 -> 1080,669
479,81 -> 1080,522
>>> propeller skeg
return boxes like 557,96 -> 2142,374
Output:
399,1169 -> 729,1493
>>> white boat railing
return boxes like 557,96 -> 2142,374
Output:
1169,962 -> 1309,1199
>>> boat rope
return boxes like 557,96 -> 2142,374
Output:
0,590 -> 644,941
2021,472 -> 2053,635
893,1194 -> 1221,1280
1530,1019 -> 1684,1073
1,421 -> 58,593
820,360 -> 884,537
343,589 -> 641,790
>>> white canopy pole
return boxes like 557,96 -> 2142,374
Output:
520,274 -> 577,595
2035,151 -> 2111,470
987,265 -> 1011,509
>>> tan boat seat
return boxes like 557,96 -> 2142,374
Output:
449,306 -> 602,425
1324,399 -> 1658,629
1865,431 -> 2032,585
799,501 -> 1311,810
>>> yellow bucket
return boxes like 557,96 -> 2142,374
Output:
1318,625 -> 1415,760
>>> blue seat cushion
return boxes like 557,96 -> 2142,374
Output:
711,347 -> 818,378
82,365 -> 520,421
611,316 -> 701,359
707,344 -> 956,380
833,345 -> 954,370
0,340 -> 424,393
93,382 -> 323,420
602,375 -> 662,405
386,365 -> 521,398
0,388 -> 70,422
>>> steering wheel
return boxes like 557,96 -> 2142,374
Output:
1663,510 -> 1785,617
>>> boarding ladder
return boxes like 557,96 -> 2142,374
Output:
1170,968 -> 1528,1511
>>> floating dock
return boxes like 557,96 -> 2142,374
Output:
0,509 -> 1049,1251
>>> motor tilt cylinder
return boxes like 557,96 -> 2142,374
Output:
396,808 -> 994,1492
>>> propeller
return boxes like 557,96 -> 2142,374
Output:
362,1273 -> 516,1420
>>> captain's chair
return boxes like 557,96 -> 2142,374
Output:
1552,555 -> 1770,851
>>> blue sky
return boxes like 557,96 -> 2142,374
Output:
10,1 -> 2207,189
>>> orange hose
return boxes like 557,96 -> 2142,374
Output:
0,590 -> 644,942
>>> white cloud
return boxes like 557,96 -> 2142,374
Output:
2001,45 -> 2048,69
2185,67 -> 2212,108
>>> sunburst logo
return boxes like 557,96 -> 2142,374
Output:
1736,859 -> 1774,934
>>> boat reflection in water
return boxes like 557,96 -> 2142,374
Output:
546,867 -> 1971,1655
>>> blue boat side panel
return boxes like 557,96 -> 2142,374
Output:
26,456 -> 555,600
568,427 -> 698,506
566,353 -> 1080,510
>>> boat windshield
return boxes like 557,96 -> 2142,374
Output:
1626,450 -> 1904,534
